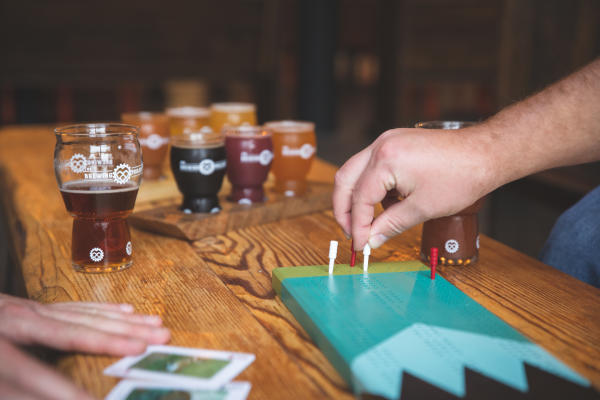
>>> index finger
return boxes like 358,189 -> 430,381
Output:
332,146 -> 375,236
350,159 -> 396,249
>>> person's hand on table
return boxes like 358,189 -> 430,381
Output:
0,293 -> 170,400
333,127 -> 493,251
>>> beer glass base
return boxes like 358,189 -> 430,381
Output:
274,179 -> 307,196
181,196 -> 221,214
72,260 -> 133,273
229,186 -> 266,204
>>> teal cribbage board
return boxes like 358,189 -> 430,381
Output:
272,261 -> 593,399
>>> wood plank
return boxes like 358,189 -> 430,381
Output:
130,181 -> 332,240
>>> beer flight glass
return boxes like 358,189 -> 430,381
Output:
416,120 -> 483,266
265,120 -> 316,196
167,106 -> 211,136
121,112 -> 169,180
210,102 -> 257,133
225,125 -> 273,204
170,127 -> 227,213
54,123 -> 143,273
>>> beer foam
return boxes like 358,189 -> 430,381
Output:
60,180 -> 138,193
265,120 -> 314,133
211,102 -> 256,113
171,126 -> 224,148
166,106 -> 210,118
171,141 -> 224,149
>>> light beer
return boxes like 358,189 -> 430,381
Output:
210,103 -> 257,133
167,106 -> 210,136
265,120 -> 316,196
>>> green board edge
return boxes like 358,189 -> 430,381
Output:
272,260 -> 428,295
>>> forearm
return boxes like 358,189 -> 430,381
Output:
481,58 -> 600,189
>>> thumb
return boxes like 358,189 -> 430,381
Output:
368,195 -> 427,249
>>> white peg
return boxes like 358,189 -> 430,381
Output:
328,240 -> 338,275
363,244 -> 371,272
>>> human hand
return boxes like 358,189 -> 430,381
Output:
333,126 -> 495,250
0,294 -> 171,399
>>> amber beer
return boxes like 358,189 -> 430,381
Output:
54,123 -> 142,273
167,106 -> 210,136
121,112 -> 169,180
210,103 -> 257,133
265,120 -> 316,196
61,181 -> 138,271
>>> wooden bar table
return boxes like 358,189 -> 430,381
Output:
0,125 -> 599,398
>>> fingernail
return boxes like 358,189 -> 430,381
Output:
119,304 -> 134,313
144,315 -> 163,324
154,328 -> 171,342
343,231 -> 351,239
368,234 -> 389,249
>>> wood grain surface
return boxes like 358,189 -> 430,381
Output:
1,125 -> 599,399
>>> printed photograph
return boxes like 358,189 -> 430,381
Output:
132,353 -> 230,379
125,387 -> 227,400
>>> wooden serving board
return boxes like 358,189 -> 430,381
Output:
129,180 -> 333,240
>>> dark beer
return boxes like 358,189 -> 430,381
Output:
170,144 -> 227,213
225,126 -> 273,203
60,180 -> 138,272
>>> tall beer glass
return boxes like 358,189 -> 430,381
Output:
210,103 -> 257,133
54,124 -> 143,273
415,121 -> 482,266
265,120 -> 316,196
167,106 -> 210,136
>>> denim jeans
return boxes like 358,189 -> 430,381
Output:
540,185 -> 600,288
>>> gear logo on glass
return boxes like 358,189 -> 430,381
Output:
113,163 -> 132,184
89,247 -> 104,262
69,153 -> 88,173
199,159 -> 215,176
259,149 -> 273,166
445,239 -> 460,254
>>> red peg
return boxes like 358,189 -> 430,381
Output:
430,247 -> 438,280
350,239 -> 356,267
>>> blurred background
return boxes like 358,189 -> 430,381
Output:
1,0 -> 599,259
